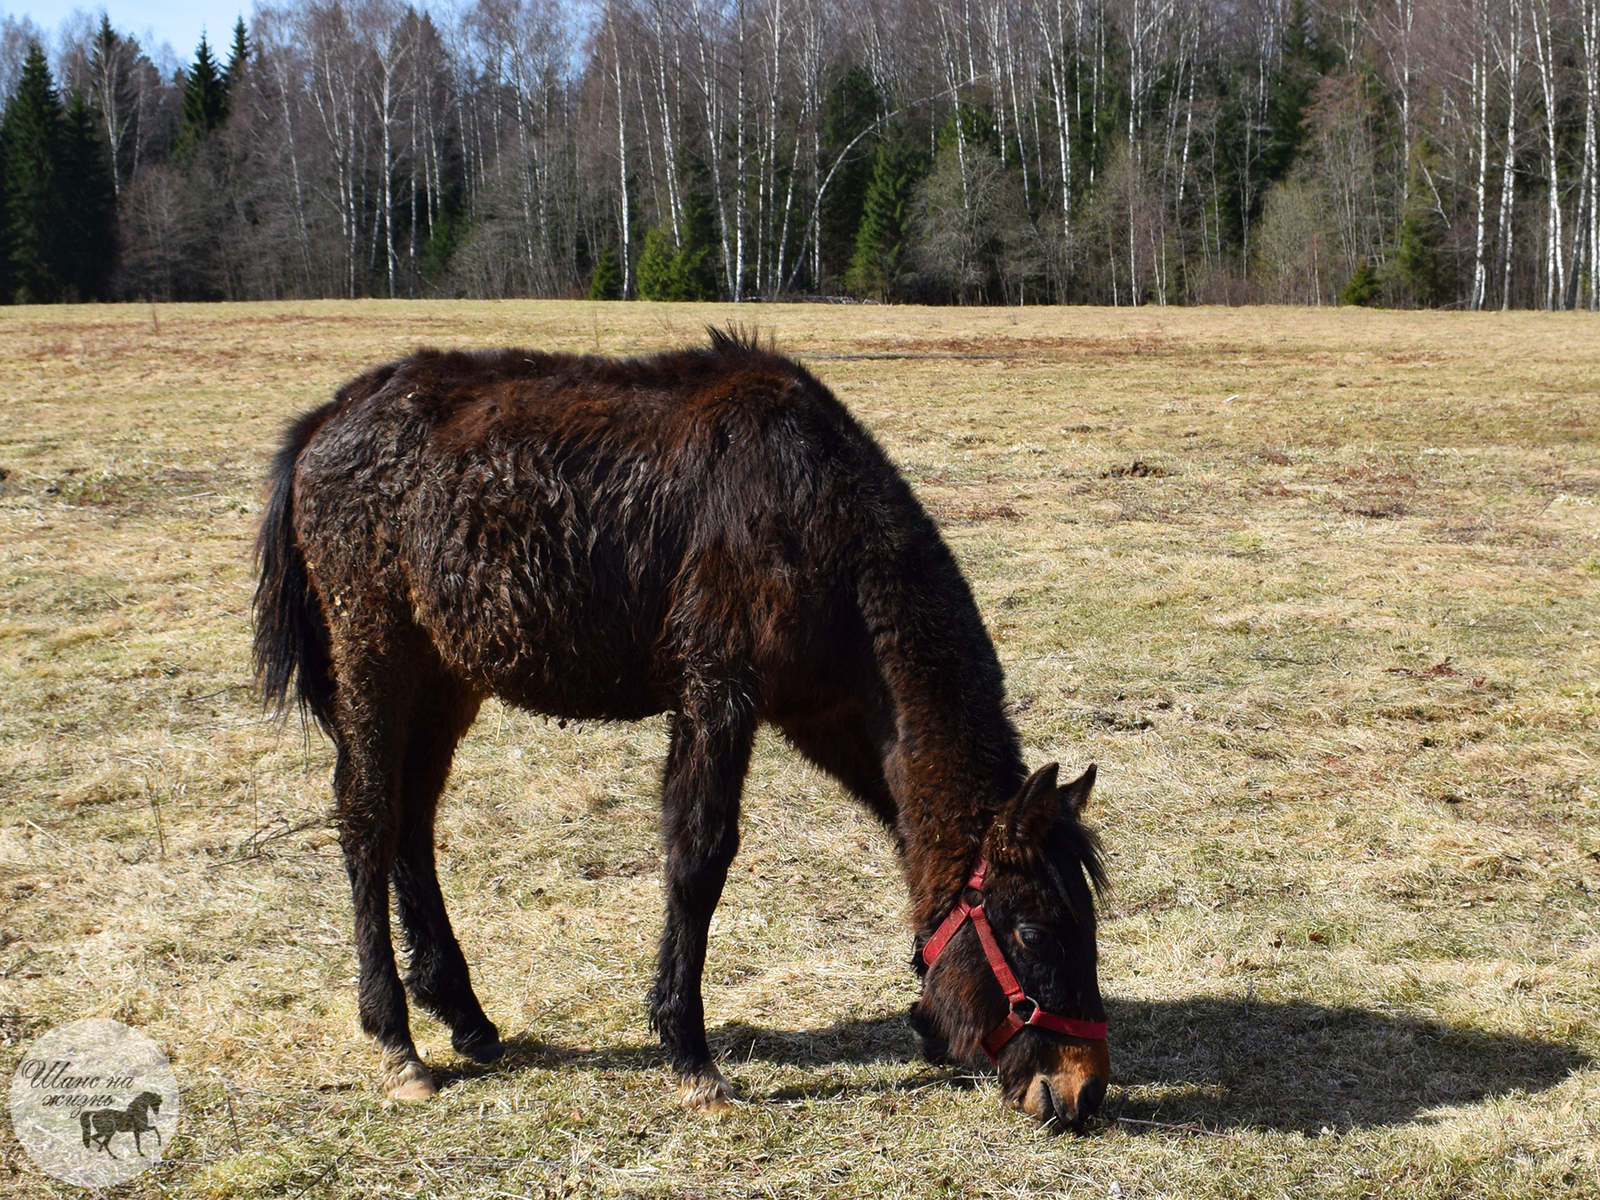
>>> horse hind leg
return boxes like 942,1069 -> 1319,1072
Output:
650,683 -> 757,1111
330,670 -> 434,1101
391,681 -> 502,1064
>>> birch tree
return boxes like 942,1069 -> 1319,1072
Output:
1495,0 -> 1524,309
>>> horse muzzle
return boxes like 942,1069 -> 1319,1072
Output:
1010,1037 -> 1111,1131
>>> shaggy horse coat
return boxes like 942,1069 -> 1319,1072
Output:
255,330 -> 1109,1124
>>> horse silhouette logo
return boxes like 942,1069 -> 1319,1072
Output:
9,1018 -> 180,1187
80,1090 -> 165,1158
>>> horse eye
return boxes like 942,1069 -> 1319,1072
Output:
1016,925 -> 1046,950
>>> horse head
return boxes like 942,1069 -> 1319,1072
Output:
910,763 -> 1109,1131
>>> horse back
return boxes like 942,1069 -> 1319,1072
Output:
289,341 -> 918,721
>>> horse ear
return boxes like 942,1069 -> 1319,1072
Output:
1001,762 -> 1060,851
1058,763 -> 1097,817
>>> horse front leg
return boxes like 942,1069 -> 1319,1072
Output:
650,689 -> 756,1110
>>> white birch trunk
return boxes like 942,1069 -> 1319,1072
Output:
1498,0 -> 1524,311
734,0 -> 747,302
1040,0 -> 1074,261
651,0 -> 683,245
1532,0 -> 1565,308
610,7 -> 631,298
762,0 -> 784,296
937,6 -> 970,215
1471,0 -> 1492,311
1579,0 -> 1600,307
692,0 -> 735,295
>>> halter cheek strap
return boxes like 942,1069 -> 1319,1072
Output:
920,853 -> 1108,1061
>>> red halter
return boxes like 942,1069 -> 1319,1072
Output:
920,852 -> 1108,1061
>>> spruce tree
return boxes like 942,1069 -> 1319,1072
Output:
59,91 -> 117,300
588,244 -> 623,300
636,227 -> 678,301
817,66 -> 879,290
0,85 -> 9,301
846,136 -> 925,302
1394,203 -> 1453,308
180,34 -> 230,151
2,44 -> 66,303
674,196 -> 718,300
1339,259 -> 1382,307
223,18 -> 250,92
1261,0 -> 1337,185
636,198 -> 717,301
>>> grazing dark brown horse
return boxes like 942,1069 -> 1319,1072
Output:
254,329 -> 1109,1126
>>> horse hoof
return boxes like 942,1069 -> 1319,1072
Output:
453,1030 -> 505,1064
680,1068 -> 737,1114
381,1054 -> 437,1102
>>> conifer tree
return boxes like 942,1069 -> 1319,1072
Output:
223,17 -> 250,92
59,91 -> 117,300
1261,0 -> 1337,184
636,227 -> 679,300
1394,201 -> 1453,308
588,244 -> 623,299
635,198 -> 717,301
846,136 -> 925,302
818,66 -> 880,288
2,44 -> 66,302
1339,259 -> 1383,307
180,34 -> 230,151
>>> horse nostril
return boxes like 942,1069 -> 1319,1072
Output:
1037,1079 -> 1059,1124
1076,1074 -> 1106,1121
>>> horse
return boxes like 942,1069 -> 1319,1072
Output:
254,328 -> 1110,1127
80,1091 -> 163,1158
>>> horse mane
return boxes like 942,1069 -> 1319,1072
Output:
704,323 -> 773,357
1047,812 -> 1108,916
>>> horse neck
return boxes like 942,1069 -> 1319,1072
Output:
878,654 -> 1026,933
855,504 -> 1026,929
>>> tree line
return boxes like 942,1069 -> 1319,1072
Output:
2,0 -> 1598,308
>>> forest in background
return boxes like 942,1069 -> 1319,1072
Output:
0,0 -> 1598,308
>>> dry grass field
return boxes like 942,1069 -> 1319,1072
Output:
1,301 -> 1597,1199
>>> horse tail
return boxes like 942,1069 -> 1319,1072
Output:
253,404 -> 339,735
80,1109 -> 92,1147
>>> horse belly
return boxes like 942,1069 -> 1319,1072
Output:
402,510 -> 676,721
475,622 -> 673,722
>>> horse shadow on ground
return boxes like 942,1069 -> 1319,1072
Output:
457,997 -> 1589,1134
1090,996 -> 1589,1133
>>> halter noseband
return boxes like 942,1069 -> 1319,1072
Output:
919,851 -> 1108,1061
